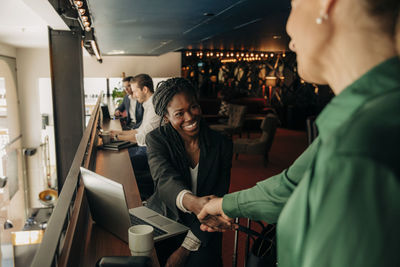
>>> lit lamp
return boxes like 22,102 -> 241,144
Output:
0,217 -> 14,229
265,76 -> 278,104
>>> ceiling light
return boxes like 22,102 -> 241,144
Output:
78,8 -> 85,15
74,1 -> 84,8
83,21 -> 90,27
81,16 -> 88,22
270,53 -> 274,57
203,12 -> 215,17
90,40 -> 102,61
85,26 -> 91,32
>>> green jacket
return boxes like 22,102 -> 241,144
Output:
223,57 -> 400,267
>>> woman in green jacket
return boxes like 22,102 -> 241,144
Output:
198,0 -> 400,266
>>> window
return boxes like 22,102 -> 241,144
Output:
0,78 -> 7,117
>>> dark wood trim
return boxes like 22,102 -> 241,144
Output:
31,95 -> 101,267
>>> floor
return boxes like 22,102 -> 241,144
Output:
221,128 -> 308,267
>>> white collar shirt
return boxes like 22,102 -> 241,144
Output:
128,95 -> 137,123
135,95 -> 160,146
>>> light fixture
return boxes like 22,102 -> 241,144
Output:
90,40 -> 102,61
282,53 -> 286,58
84,21 -> 90,27
74,1 -> 83,8
220,52 -> 224,56
4,219 -> 13,229
266,76 -> 278,87
78,8 -> 85,15
270,53 -> 274,57
0,176 -> 7,188
81,15 -> 89,22
0,217 -> 13,230
85,26 -> 91,32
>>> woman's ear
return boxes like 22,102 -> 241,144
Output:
320,0 -> 337,17
163,115 -> 169,124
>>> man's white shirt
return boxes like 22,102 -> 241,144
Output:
135,95 -> 160,146
128,95 -> 137,123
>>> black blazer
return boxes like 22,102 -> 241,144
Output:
116,95 -> 131,121
146,121 -> 233,246
116,95 -> 143,128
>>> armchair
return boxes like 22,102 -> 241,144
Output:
233,113 -> 280,166
209,104 -> 247,137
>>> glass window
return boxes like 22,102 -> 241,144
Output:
0,78 -> 7,117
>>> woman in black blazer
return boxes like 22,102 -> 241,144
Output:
146,78 -> 233,267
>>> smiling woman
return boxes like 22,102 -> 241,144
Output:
145,78 -> 233,267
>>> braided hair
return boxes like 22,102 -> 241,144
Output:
152,78 -> 203,171
153,78 -> 198,122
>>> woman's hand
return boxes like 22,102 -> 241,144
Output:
182,194 -> 216,215
165,246 -> 190,267
197,198 -> 235,232
182,194 -> 233,231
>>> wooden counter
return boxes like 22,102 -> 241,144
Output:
82,118 -> 159,267
32,97 -> 158,267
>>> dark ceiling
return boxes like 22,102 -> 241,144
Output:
87,0 -> 292,56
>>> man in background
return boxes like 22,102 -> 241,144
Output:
111,74 -> 160,170
114,76 -> 144,129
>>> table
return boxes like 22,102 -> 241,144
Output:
81,118 -> 159,267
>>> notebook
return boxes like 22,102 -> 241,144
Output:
101,140 -> 136,151
80,167 -> 189,243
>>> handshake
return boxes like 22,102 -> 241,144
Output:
188,195 -> 237,232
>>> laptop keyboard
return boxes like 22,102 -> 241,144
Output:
129,214 -> 167,237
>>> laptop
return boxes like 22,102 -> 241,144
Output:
80,167 -> 189,243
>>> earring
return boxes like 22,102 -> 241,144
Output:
316,13 -> 328,25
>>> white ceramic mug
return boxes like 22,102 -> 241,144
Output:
128,225 -> 154,257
